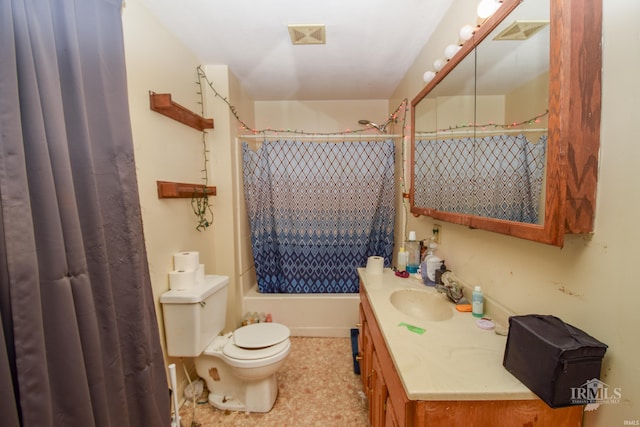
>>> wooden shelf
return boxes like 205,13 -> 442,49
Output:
157,181 -> 216,199
149,92 -> 214,131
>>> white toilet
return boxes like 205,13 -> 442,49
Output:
160,275 -> 291,413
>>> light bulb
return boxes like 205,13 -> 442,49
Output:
433,59 -> 447,72
477,0 -> 500,19
444,44 -> 461,60
423,71 -> 436,83
459,24 -> 475,41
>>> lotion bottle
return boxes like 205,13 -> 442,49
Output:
472,286 -> 484,317
397,247 -> 408,272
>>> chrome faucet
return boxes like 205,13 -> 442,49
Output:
435,273 -> 465,304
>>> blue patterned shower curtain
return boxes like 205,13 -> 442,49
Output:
242,140 -> 395,293
414,134 -> 546,223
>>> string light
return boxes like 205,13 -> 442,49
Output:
197,65 -> 408,138
416,110 -> 549,135
190,69 -> 214,231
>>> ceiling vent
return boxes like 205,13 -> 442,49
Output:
494,20 -> 550,41
288,24 -> 326,45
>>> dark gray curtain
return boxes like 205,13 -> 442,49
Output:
0,0 -> 169,426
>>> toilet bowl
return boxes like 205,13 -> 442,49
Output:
195,323 -> 291,412
160,275 -> 292,413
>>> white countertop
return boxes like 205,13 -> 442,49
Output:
358,268 -> 536,401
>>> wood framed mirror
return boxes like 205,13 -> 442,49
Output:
409,0 -> 602,247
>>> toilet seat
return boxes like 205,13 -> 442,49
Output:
223,339 -> 290,361
233,323 -> 290,349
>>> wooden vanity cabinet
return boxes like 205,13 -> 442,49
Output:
358,290 -> 418,426
358,286 -> 584,426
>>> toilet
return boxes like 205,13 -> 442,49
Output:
160,275 -> 291,413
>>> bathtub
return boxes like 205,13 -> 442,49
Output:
242,284 -> 360,337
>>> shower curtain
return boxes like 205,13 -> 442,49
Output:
414,134 -> 546,223
0,1 -> 169,425
242,140 -> 395,294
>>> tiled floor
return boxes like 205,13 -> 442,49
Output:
179,336 -> 369,427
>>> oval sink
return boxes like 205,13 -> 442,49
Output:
389,289 -> 454,321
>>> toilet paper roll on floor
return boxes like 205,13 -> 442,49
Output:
169,269 -> 197,290
366,256 -> 384,275
174,251 -> 200,271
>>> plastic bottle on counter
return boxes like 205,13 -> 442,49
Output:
420,244 -> 433,285
435,260 -> 448,285
472,286 -> 484,318
405,231 -> 421,274
397,247 -> 408,272
424,243 -> 442,285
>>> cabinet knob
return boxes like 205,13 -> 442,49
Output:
355,353 -> 363,361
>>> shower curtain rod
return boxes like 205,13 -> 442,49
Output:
416,128 -> 547,137
239,134 -> 403,141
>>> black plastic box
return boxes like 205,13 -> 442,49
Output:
503,314 -> 607,408
350,328 -> 360,375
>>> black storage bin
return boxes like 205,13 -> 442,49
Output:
503,314 -> 607,408
350,328 -> 360,375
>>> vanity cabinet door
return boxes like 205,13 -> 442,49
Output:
359,305 -> 374,410
357,304 -> 366,389
385,396 -> 400,427
371,351 -> 389,427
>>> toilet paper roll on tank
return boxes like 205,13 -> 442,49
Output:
169,251 -> 205,290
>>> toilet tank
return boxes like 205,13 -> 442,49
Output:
160,275 -> 229,357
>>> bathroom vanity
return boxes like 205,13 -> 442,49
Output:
357,269 -> 583,426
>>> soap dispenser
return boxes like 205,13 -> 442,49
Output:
405,231 -> 420,274
435,260 -> 448,285
421,242 -> 442,286
425,243 -> 442,284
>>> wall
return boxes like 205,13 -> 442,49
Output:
200,64 -> 256,330
121,0 -> 224,398
254,100 -> 388,134
391,1 -> 640,425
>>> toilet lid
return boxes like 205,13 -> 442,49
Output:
222,338 -> 290,361
233,323 -> 290,349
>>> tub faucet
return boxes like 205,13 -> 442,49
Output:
435,274 -> 465,304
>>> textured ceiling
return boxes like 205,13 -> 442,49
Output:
138,0 -> 455,100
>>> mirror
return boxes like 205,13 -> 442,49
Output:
410,0 -> 602,246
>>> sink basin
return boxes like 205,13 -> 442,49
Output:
389,289 -> 454,321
